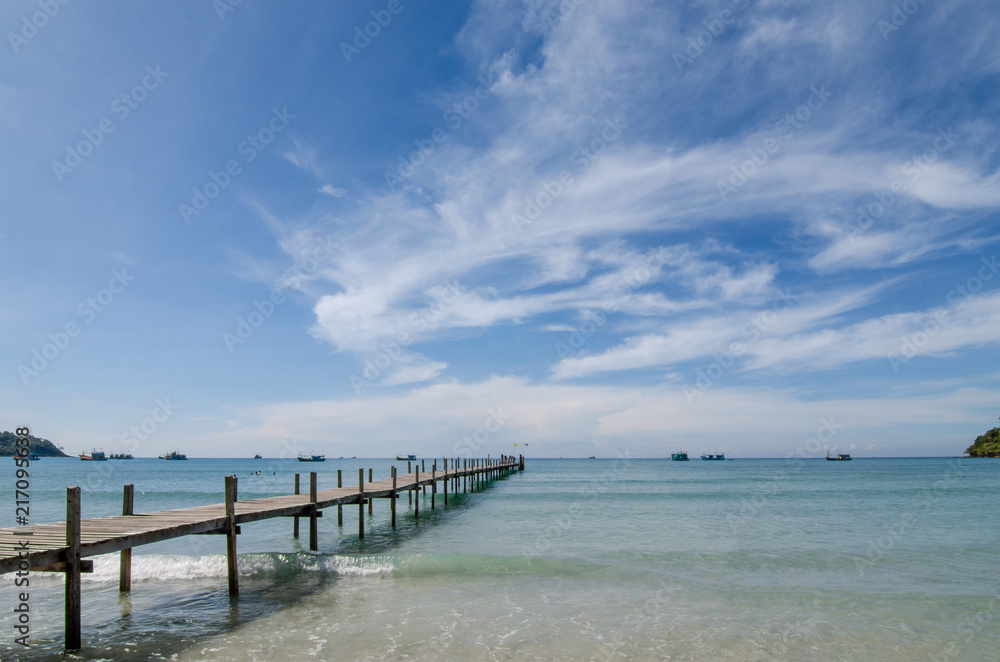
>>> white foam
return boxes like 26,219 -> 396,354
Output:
81,553 -> 395,584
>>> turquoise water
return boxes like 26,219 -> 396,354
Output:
1,457 -> 998,661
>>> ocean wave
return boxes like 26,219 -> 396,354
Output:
76,552 -> 396,584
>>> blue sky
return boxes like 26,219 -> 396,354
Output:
1,0 -> 998,459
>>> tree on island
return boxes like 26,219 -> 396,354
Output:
0,431 -> 70,457
965,418 -> 1000,458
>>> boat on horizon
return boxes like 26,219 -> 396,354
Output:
109,452 -> 134,459
298,453 -> 326,462
671,451 -> 689,461
159,451 -> 188,460
79,449 -> 108,461
396,454 -> 417,461
826,452 -> 852,461
28,452 -> 40,461
701,452 -> 725,461
253,454 -> 262,459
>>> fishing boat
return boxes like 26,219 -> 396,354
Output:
28,452 -> 40,461
297,454 -> 326,462
701,452 -> 725,461
671,451 -> 689,461
79,449 -> 108,461
826,452 -> 852,461
253,454 -> 262,459
109,452 -> 134,459
396,454 -> 416,461
159,451 -> 188,460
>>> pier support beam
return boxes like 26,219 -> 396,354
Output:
337,470 -> 343,527
119,483 -> 133,593
65,486 -> 81,650
225,475 -> 239,597
358,468 -> 365,539
390,467 -> 397,528
292,473 -> 300,538
309,472 -> 318,552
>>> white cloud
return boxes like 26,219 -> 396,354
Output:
319,184 -> 347,197
191,375 -> 999,457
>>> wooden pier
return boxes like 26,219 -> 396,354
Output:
0,455 -> 523,649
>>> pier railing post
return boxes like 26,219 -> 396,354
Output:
337,469 -> 343,527
292,473 -> 300,539
119,483 -> 133,593
390,466 -> 397,528
65,486 -> 82,650
309,472 -> 318,552
358,468 -> 365,539
225,475 -> 239,597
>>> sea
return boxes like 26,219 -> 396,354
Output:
0,456 -> 997,661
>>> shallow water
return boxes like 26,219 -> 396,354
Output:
1,457 -> 998,660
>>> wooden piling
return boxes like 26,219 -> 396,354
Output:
309,472 -> 318,552
337,469 -> 343,527
422,459 -> 426,494
408,461 -> 413,505
431,462 -> 436,510
443,458 -> 448,506
292,473 -> 300,538
358,468 -> 365,539
119,483 -> 133,593
224,475 -> 238,597
390,466 -> 397,528
368,468 -> 373,515
414,467 -> 419,518
65,486 -> 81,650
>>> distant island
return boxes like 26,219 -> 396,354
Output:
0,430 -> 70,457
965,424 -> 999,458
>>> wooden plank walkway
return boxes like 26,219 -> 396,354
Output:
1,455 -> 523,649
